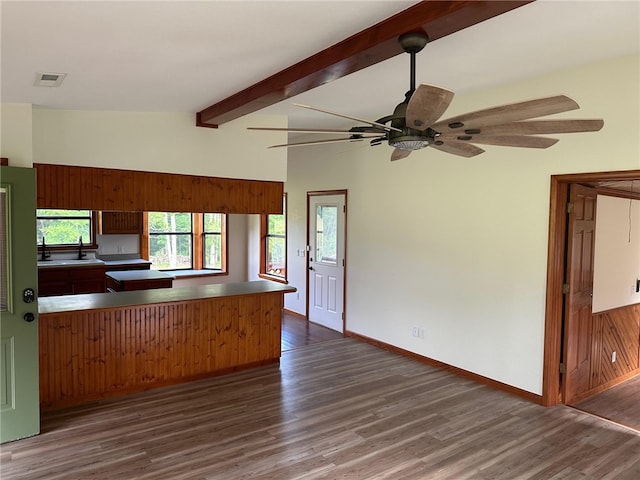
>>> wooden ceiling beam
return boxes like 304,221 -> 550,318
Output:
196,0 -> 533,128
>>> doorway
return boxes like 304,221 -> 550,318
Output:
542,169 -> 640,407
306,191 -> 347,333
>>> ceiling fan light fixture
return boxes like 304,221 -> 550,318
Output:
390,137 -> 431,151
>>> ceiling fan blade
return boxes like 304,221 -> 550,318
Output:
268,136 -> 379,149
457,119 -> 604,136
431,95 -> 580,133
430,141 -> 485,158
249,127 -> 370,134
292,103 -> 403,133
390,149 -> 412,162
405,84 -> 454,131
440,134 -> 559,149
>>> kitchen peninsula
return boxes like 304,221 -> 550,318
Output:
38,281 -> 295,410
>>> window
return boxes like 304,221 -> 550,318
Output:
36,209 -> 96,247
260,194 -> 287,282
148,212 -> 193,270
203,213 -> 225,270
146,212 -> 227,272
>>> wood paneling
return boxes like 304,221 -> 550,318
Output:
589,304 -> 640,390
99,211 -> 143,234
34,163 -> 283,214
38,292 -> 284,410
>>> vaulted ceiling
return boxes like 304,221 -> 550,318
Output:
2,0 -> 638,133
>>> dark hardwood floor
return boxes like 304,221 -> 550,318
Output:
573,374 -> 640,432
2,337 -> 639,479
281,311 -> 343,351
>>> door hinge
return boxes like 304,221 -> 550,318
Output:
342,259 -> 345,267
343,205 -> 346,213
559,362 -> 566,374
567,202 -> 574,214
562,283 -> 570,294
341,312 -> 344,320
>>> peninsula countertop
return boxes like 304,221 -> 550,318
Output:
38,280 -> 296,315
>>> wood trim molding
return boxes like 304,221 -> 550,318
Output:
346,330 -> 544,405
0,158 -> 8,166
196,1 -> 532,127
282,308 -> 306,320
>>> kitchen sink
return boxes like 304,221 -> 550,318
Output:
37,259 -> 106,268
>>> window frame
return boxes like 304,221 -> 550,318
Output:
143,212 -> 228,275
259,193 -> 287,284
36,209 -> 99,252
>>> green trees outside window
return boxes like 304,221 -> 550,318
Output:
36,209 -> 93,245
148,212 -> 193,270
261,195 -> 286,280
148,212 -> 226,271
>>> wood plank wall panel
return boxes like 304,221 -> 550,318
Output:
38,293 -> 284,410
589,303 -> 640,390
34,163 -> 283,214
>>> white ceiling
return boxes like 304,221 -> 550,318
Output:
2,0 -> 639,132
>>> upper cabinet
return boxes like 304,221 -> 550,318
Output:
34,163 -> 284,214
99,211 -> 143,235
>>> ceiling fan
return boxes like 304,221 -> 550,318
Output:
248,31 -> 604,161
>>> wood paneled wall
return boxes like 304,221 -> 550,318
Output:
34,163 -> 284,214
39,293 -> 283,410
589,303 -> 640,391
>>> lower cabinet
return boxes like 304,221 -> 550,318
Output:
38,266 -> 106,297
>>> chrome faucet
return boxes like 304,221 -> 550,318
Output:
77,236 -> 87,260
40,236 -> 51,261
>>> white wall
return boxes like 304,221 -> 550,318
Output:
0,104 -> 33,165
593,195 -> 640,312
3,106 -> 288,181
284,53 -> 640,395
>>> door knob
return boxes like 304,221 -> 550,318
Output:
23,312 -> 35,323
308,266 -> 314,271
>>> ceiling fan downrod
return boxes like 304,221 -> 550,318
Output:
398,31 -> 429,94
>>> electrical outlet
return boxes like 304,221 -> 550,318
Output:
419,328 -> 425,339
117,245 -> 124,253
612,351 -> 617,363
412,326 -> 419,337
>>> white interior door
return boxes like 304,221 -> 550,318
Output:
308,193 -> 345,332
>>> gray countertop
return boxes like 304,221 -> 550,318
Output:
103,258 -> 152,267
105,270 -> 174,281
38,280 -> 296,315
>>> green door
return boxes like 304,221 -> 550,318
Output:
0,166 -> 39,443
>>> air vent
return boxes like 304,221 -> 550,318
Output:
34,72 -> 67,87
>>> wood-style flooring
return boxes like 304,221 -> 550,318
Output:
573,374 -> 640,432
2,337 -> 639,479
281,311 -> 343,351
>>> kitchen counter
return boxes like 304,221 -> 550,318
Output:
102,258 -> 152,269
105,269 -> 174,291
38,280 -> 295,315
38,280 -> 296,410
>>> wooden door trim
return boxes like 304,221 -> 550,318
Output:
542,169 -> 640,406
306,190 -> 348,330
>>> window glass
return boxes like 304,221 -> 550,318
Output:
36,209 -> 92,245
262,196 -> 286,279
148,212 -> 193,270
316,205 -> 337,265
203,213 -> 224,270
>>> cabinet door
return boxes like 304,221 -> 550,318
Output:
38,268 -> 71,296
99,211 -> 143,234
70,267 -> 106,294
